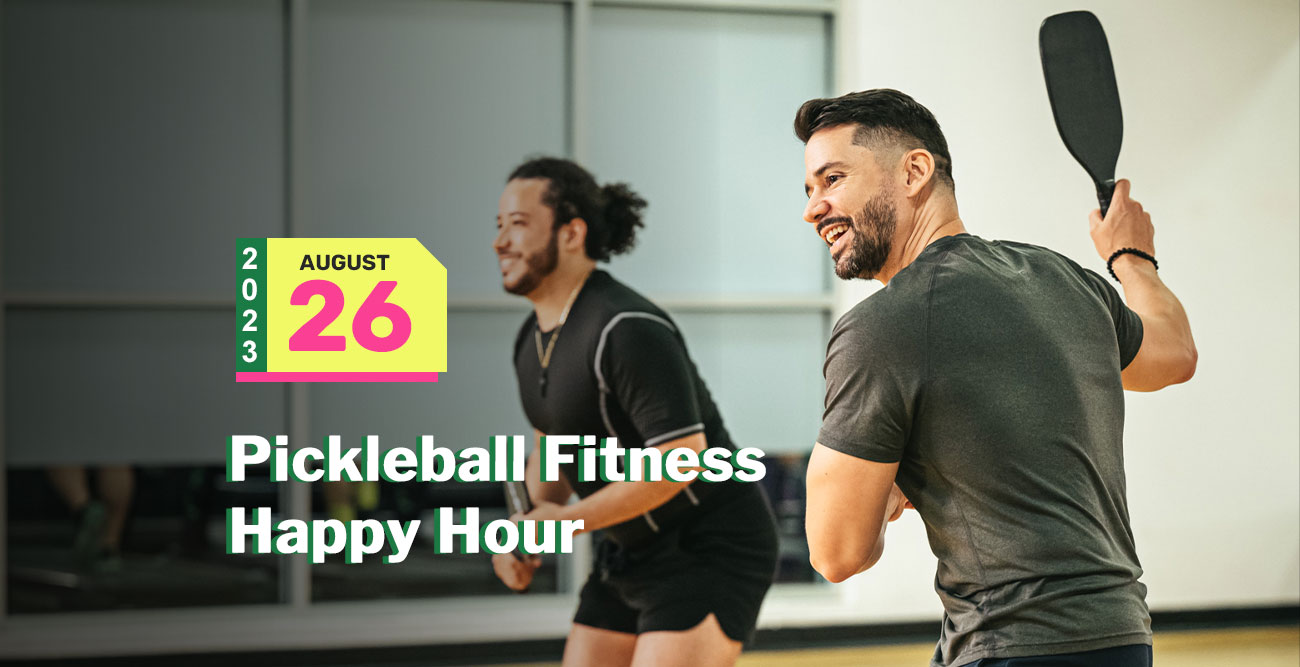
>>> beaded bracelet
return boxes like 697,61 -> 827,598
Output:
1106,247 -> 1158,281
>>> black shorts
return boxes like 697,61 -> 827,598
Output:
961,643 -> 1152,667
572,482 -> 778,643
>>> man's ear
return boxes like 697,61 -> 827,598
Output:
901,149 -> 936,197
561,218 -> 588,254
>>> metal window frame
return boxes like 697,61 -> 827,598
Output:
0,0 -> 7,630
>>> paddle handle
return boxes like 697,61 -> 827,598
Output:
1097,178 -> 1116,218
504,481 -> 535,567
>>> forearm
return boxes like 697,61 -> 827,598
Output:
851,487 -> 903,574
854,523 -> 889,575
552,433 -> 706,534
811,500 -> 889,582
526,432 -> 574,506
805,446 -> 901,583
556,476 -> 691,534
1087,180 -> 1196,390
1114,257 -> 1191,339
1113,256 -> 1197,388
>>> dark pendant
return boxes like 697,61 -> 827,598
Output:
539,372 -> 548,397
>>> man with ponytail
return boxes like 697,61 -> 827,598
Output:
490,157 -> 778,666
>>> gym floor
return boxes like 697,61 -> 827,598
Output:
499,627 -> 1300,667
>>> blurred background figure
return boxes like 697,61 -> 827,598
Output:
44,465 -> 134,569
323,480 -> 381,524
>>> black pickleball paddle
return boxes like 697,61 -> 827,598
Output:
1040,10 -> 1123,217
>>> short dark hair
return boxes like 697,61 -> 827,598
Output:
794,89 -> 954,191
508,157 -> 646,262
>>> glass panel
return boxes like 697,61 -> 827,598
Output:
589,7 -> 830,295
306,0 -> 568,299
4,307 -> 287,610
672,311 -> 826,455
1,0 -> 285,297
4,310 -> 284,466
759,452 -> 819,583
7,463 -> 281,612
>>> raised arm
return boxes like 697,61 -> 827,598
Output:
1089,179 -> 1197,391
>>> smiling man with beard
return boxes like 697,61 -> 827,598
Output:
490,157 -> 778,667
794,90 -> 1197,667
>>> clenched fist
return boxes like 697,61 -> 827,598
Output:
492,550 -> 541,592
1089,179 -> 1155,262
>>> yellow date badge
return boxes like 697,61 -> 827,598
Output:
236,239 -> 446,382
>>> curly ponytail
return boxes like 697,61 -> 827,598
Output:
596,182 -> 646,259
508,157 -> 648,262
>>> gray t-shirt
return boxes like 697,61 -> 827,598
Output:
818,234 -> 1150,667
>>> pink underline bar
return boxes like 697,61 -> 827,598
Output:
236,372 -> 439,383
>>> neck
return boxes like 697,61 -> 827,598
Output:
529,258 -> 597,330
876,197 -> 965,285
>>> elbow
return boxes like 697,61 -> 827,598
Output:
1177,345 -> 1198,384
810,555 -> 858,583
1165,344 -> 1198,387
809,546 -> 875,583
1128,345 -> 1199,392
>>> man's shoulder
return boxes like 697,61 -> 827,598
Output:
586,271 -> 673,324
987,237 -> 1082,267
837,237 -> 960,329
833,282 -> 927,345
916,234 -> 1095,293
577,272 -> 682,355
829,235 -> 1078,341
956,235 -> 1086,271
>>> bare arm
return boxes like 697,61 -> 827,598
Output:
804,443 -> 906,583
1089,179 -> 1197,391
526,429 -> 574,505
529,432 -> 706,534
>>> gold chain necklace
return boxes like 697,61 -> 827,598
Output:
534,269 -> 592,396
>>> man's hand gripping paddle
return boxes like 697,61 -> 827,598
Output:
1040,11 -> 1123,217
500,480 -> 537,593
504,480 -> 534,563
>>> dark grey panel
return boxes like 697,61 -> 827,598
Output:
5,309 -> 284,465
306,0 -> 567,299
2,0 -> 285,297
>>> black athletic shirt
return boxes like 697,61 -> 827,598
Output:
513,270 -> 740,547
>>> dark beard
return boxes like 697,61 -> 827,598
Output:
834,191 -> 897,280
503,229 -> 559,296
